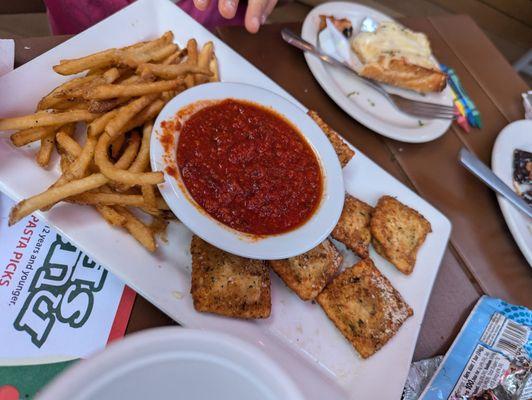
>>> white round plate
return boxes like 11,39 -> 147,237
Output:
301,1 -> 453,143
151,82 -> 344,260
37,328 -> 304,400
492,119 -> 532,266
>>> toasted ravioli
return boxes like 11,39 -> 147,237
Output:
269,239 -> 342,301
317,258 -> 413,358
370,196 -> 431,274
331,195 -> 373,258
308,110 -> 354,167
190,236 -> 271,318
356,58 -> 446,93
351,21 -> 446,93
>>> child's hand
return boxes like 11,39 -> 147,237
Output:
193,0 -> 279,33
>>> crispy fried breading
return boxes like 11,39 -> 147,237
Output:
307,110 -> 354,167
4,32 -> 218,252
331,195 -> 373,258
269,239 -> 342,301
317,258 -> 413,358
351,22 -> 446,93
370,196 -> 431,274
190,236 -> 271,318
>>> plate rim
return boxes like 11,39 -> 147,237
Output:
301,1 -> 452,143
36,327 -> 305,400
492,119 -> 532,266
150,81 -> 345,260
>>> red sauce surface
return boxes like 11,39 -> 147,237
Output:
160,120 -> 175,154
176,99 -> 322,235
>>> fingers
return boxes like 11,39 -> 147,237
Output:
244,0 -> 269,33
244,0 -> 278,33
262,0 -> 278,24
217,0 -> 277,32
218,0 -> 239,19
193,0 -> 211,11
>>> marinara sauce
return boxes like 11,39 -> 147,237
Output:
176,99 -> 322,235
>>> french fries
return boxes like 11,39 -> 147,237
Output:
0,110 -> 98,131
2,32 -> 219,251
53,49 -> 119,75
51,100 -> 89,111
60,135 -> 98,183
88,98 -> 128,114
184,39 -> 198,88
56,130 -> 82,156
88,109 -> 119,138
60,67 -> 122,99
121,43 -> 179,68
38,75 -> 99,110
115,206 -> 156,252
122,99 -> 165,132
69,192 -> 146,207
37,124 -> 75,168
85,79 -> 183,100
9,173 -> 109,225
11,126 -> 58,147
110,134 -> 126,159
137,63 -> 210,80
96,205 -> 127,226
142,185 -> 157,208
94,132 -> 163,185
36,131 -> 56,168
113,131 -> 141,169
162,49 -> 186,65
104,94 -> 158,138
196,42 -> 213,84
129,123 -> 152,173
209,55 -> 219,83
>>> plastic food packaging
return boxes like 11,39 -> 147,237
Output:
403,356 -> 444,400
419,296 -> 531,400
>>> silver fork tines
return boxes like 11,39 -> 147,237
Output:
389,94 -> 455,119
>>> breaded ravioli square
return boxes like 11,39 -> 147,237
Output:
370,196 -> 432,274
190,236 -> 271,319
317,258 -> 413,358
269,239 -> 342,301
308,110 -> 354,168
331,195 -> 373,258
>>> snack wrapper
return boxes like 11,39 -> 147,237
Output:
420,296 -> 531,400
403,356 -> 444,400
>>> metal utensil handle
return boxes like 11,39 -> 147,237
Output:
281,28 -> 315,53
281,28 -> 345,69
459,148 -> 532,218
280,28 -> 388,97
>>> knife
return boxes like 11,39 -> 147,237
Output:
459,147 -> 532,218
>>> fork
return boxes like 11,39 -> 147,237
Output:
281,28 -> 455,120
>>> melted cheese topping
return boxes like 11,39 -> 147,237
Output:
352,21 -> 437,70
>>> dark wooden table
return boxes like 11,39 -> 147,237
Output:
12,15 -> 531,362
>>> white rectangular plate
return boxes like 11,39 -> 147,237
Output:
0,1 -> 451,398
